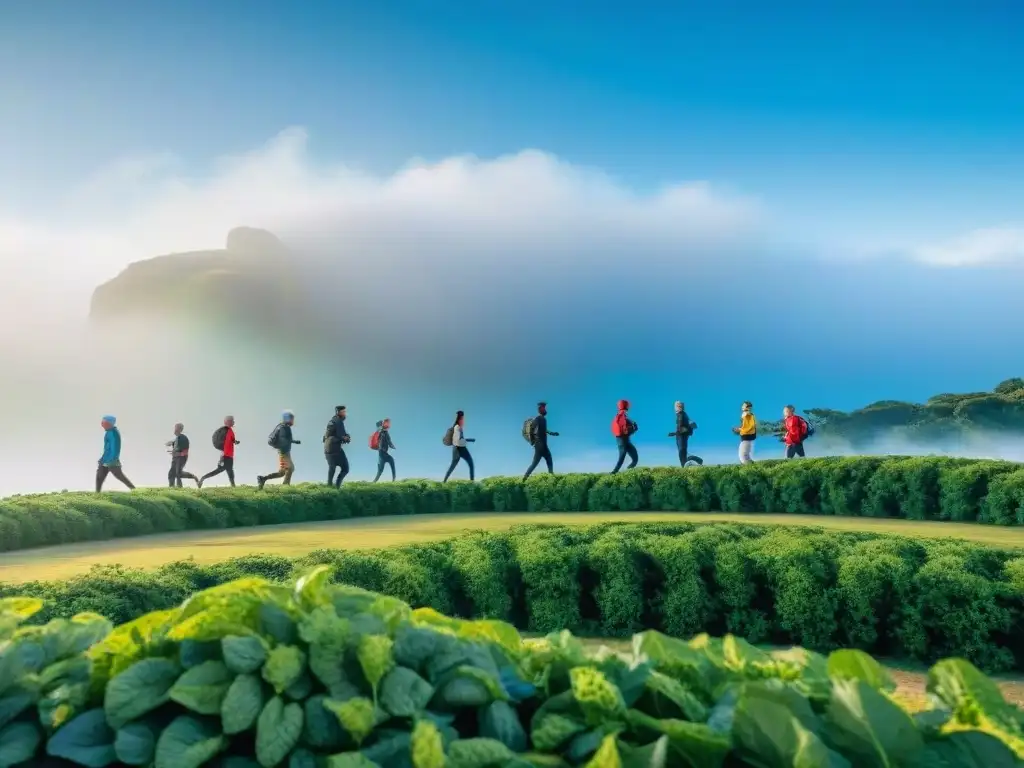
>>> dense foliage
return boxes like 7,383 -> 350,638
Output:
6,521 -> 1024,674
1,569 -> 1021,767
761,378 -> 1024,447
6,456 -> 1024,555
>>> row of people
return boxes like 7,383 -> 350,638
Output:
94,400 -> 813,492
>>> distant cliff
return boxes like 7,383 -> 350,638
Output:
89,227 -> 303,329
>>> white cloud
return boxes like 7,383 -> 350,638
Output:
0,127 -> 763,313
912,227 -> 1024,267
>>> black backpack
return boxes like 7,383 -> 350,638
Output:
212,426 -> 229,450
522,417 -> 537,445
442,427 -> 454,447
802,418 -> 815,440
267,425 -> 282,449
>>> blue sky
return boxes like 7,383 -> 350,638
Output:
1,2 -> 1024,490
4,1 -> 1024,245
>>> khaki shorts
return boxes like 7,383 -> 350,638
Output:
278,452 -> 294,472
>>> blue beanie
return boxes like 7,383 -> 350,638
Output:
282,410 -> 294,420
102,415 -> 116,425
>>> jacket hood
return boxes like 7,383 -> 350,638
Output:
617,399 -> 629,411
376,420 -> 384,428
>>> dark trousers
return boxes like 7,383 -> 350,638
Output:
327,450 -> 349,488
96,463 -> 134,492
200,456 -> 235,486
443,446 -> 474,482
786,442 -> 806,459
612,437 -> 638,474
524,444 -> 553,480
169,456 -> 199,487
373,452 -> 396,482
676,436 -> 689,467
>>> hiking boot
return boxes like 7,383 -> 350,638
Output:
257,475 -> 266,491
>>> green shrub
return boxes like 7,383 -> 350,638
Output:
6,457 -> 1024,554
2,574 -> 1022,767
8,521 -> 1024,674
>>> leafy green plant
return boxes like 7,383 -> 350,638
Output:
0,575 -> 1021,766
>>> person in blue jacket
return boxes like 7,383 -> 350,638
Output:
96,415 -> 135,492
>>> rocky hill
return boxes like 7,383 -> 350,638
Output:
89,227 -> 303,329
761,378 -> 1024,447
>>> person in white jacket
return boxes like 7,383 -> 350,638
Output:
443,410 -> 476,482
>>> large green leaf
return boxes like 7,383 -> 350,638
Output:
479,699 -> 527,752
103,656 -> 180,729
626,710 -> 729,768
170,659 -> 234,715
447,737 -> 515,767
927,658 -> 1024,758
411,719 -> 445,768
826,650 -> 895,693
46,707 -> 118,768
824,678 -> 923,767
303,694 -> 349,751
256,696 -> 304,767
114,720 -> 158,766
262,646 -> 307,695
731,684 -> 840,768
154,714 -> 227,768
0,721 -> 41,768
222,635 -> 268,674
920,730 -> 1020,767
379,667 -> 434,717
222,673 -> 265,735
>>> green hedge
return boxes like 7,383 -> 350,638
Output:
2,571 -> 1023,767
4,456 -> 1024,554
6,522 -> 1024,675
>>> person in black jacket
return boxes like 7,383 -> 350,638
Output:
166,423 -> 200,488
523,402 -> 560,480
324,405 -> 351,488
667,401 -> 704,467
373,418 -> 396,482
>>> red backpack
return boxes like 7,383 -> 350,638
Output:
611,414 -> 624,437
369,431 -> 381,450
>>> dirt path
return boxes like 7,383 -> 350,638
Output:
5,511 -> 1024,584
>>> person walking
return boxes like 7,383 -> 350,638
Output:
611,399 -> 639,473
258,410 -> 301,490
668,401 -> 703,467
523,401 -> 559,480
166,423 -> 200,488
372,418 -> 396,482
782,405 -> 810,459
323,405 -> 351,487
198,416 -> 239,488
442,411 -> 475,482
96,415 -> 135,492
732,401 -> 757,464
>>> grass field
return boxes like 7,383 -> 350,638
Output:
8,509 -> 1024,709
7,510 -> 1024,584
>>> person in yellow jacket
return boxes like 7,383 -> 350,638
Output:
731,401 -> 757,464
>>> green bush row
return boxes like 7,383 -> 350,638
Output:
2,569 -> 1021,768
7,521 -> 1024,674
4,456 -> 1024,554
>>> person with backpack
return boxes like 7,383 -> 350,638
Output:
323,405 -> 351,488
668,401 -> 703,467
198,416 -> 239,488
611,399 -> 639,474
371,418 -> 396,482
96,415 -> 135,492
166,423 -> 200,488
258,410 -> 301,490
523,401 -> 560,480
442,410 -> 475,482
732,401 -> 757,464
782,405 -> 811,459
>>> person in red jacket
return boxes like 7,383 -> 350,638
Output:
611,399 -> 639,473
782,405 -> 809,459
199,416 -> 239,487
